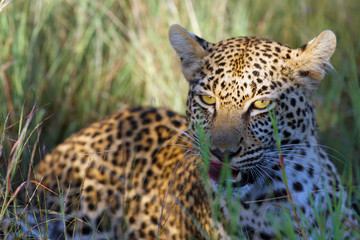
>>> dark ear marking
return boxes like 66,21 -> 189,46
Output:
299,70 -> 309,77
299,43 -> 307,52
193,35 -> 212,51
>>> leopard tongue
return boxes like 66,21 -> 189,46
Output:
208,161 -> 240,183
208,162 -> 222,182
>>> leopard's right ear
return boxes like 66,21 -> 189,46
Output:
169,24 -> 211,81
291,30 -> 336,94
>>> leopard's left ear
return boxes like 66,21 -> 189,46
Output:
292,30 -> 336,91
169,24 -> 211,81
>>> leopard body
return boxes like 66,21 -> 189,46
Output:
22,25 -> 357,239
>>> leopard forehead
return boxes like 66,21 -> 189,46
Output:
194,37 -> 296,108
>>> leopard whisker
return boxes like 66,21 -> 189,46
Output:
254,164 -> 277,185
280,144 -> 347,164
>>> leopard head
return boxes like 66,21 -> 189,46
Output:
169,24 -> 336,190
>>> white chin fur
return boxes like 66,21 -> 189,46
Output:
210,178 -> 253,199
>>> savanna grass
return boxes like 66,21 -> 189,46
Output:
1,0 -> 359,239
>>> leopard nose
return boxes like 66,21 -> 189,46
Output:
211,149 -> 237,162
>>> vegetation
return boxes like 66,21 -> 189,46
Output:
0,0 -> 359,239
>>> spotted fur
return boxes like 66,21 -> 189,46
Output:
21,25 -> 357,239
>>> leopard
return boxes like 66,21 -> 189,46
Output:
15,24 -> 358,239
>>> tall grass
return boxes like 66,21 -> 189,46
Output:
0,0 -> 359,238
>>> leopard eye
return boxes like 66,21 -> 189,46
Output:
253,100 -> 271,109
200,95 -> 216,105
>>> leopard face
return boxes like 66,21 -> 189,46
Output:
169,25 -> 336,195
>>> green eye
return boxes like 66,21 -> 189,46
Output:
200,95 -> 216,105
253,100 -> 271,109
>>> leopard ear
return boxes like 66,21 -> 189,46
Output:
169,24 -> 211,81
293,30 -> 336,92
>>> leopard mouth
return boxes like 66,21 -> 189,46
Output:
208,161 -> 255,187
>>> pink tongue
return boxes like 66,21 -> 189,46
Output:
208,162 -> 240,182
208,162 -> 223,182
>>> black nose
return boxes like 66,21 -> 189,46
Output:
211,149 -> 237,161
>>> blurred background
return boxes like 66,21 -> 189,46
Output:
0,0 -> 359,190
